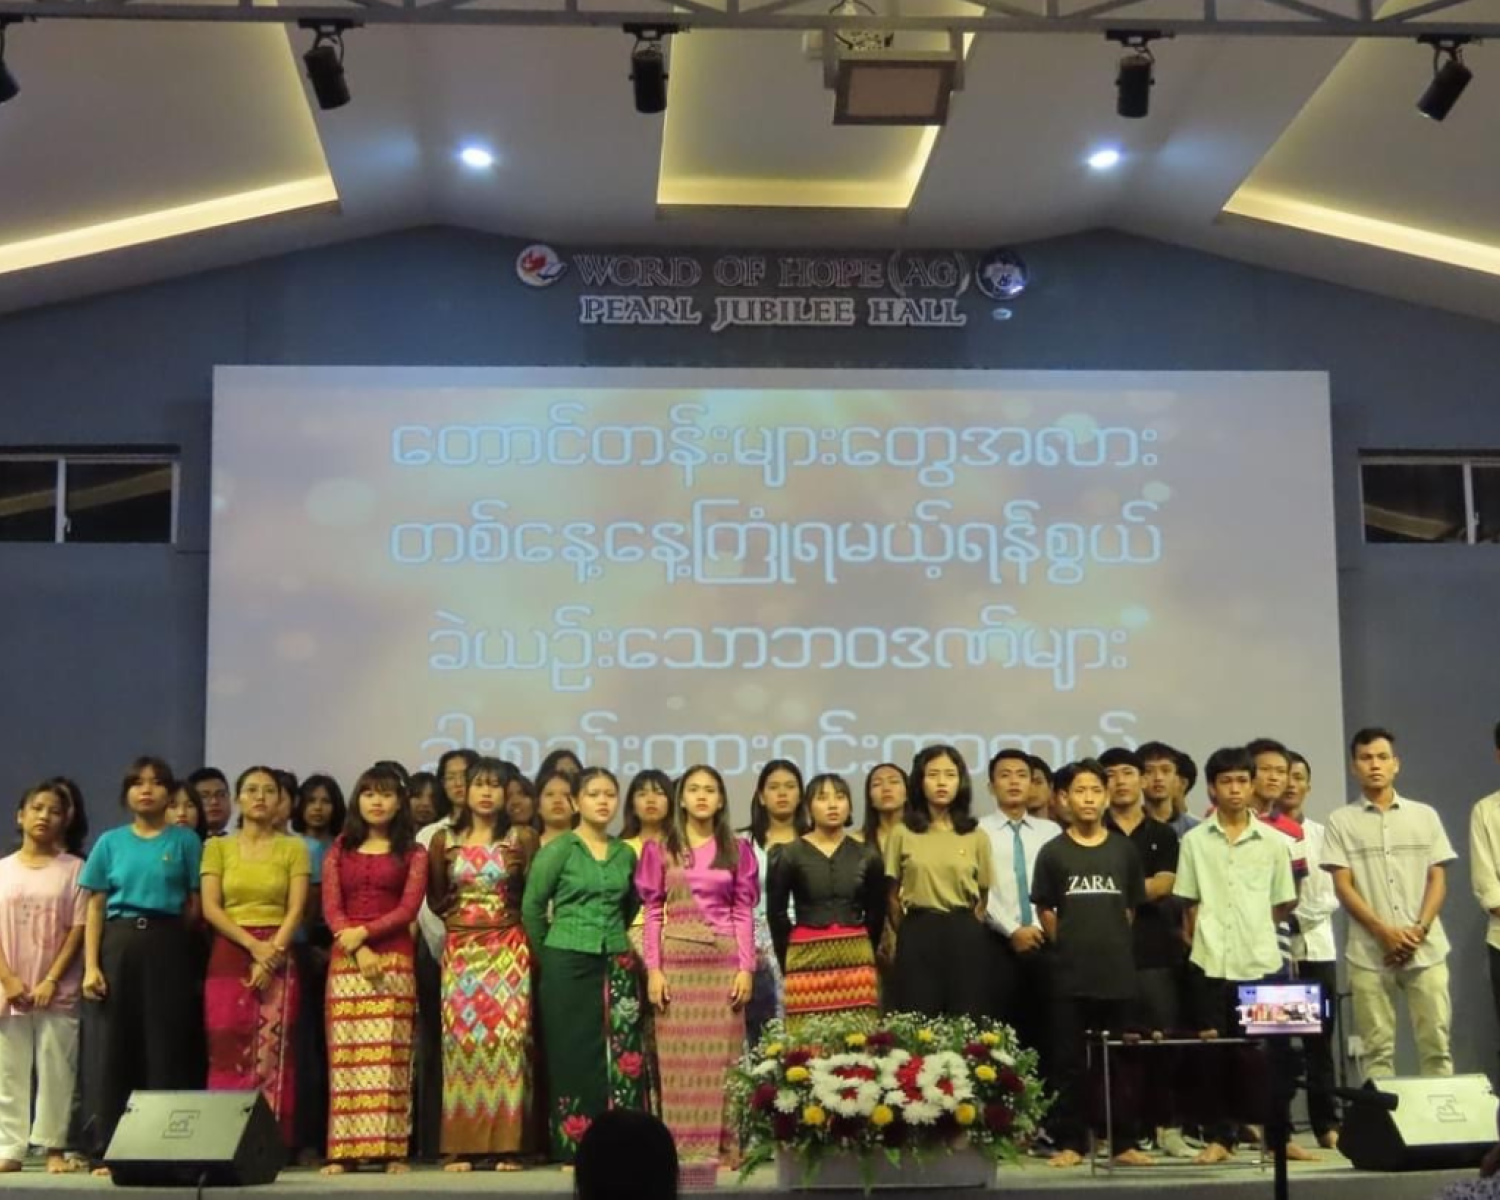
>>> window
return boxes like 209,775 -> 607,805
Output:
0,452 -> 178,544
0,459 -> 59,542
1361,454 -> 1500,545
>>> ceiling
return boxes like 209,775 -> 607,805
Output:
0,8 -> 1498,320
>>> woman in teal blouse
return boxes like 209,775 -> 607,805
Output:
521,767 -> 646,1164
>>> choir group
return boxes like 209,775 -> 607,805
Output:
0,722 -> 1481,1181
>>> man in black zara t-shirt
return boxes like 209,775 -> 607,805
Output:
1032,760 -> 1148,1168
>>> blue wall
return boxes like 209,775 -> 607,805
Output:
2,225 -> 1498,1076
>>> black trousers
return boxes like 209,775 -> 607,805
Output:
1049,996 -> 1138,1155
82,918 -> 203,1161
890,909 -> 991,1019
1183,966 -> 1272,1151
292,943 -> 330,1157
989,932 -> 1052,1082
412,935 -> 445,1161
1297,959 -> 1340,1136
1124,964 -> 1183,1128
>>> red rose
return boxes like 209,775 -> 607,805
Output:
617,1052 -> 643,1079
984,1103 -> 1014,1134
561,1114 -> 592,1144
785,1048 -> 814,1068
866,1031 -> 895,1050
964,1041 -> 988,1060
881,1121 -> 908,1147
999,1069 -> 1025,1095
773,1113 -> 798,1140
752,1084 -> 778,1112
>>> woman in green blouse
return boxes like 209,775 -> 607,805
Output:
521,767 -> 647,1165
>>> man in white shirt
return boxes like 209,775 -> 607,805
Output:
1467,720 -> 1500,1063
981,747 -> 1061,1077
1281,750 -> 1342,1149
1323,727 -> 1456,1079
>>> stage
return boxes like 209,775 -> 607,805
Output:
0,1147 -> 1474,1199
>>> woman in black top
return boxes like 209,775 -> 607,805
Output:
767,774 -> 885,1038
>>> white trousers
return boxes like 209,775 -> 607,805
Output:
0,1011 -> 79,1160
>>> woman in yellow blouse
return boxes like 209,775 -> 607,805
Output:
200,765 -> 311,1144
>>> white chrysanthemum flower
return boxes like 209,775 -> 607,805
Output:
904,1100 -> 942,1125
774,1090 -> 800,1114
752,1060 -> 781,1077
991,1049 -> 1016,1067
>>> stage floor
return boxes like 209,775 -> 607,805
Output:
0,1142 -> 1476,1199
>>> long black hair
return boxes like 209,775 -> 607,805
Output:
745,759 -> 809,848
449,757 -> 515,845
294,773 -> 348,837
621,769 -> 675,840
906,744 -> 977,835
341,764 -> 416,856
47,776 -> 90,857
666,764 -> 740,872
860,762 -> 908,846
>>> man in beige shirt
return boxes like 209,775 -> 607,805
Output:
1467,721 -> 1500,1055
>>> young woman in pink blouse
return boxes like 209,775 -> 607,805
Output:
635,764 -> 757,1189
319,765 -> 428,1175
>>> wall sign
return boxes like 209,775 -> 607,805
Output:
514,245 -> 1029,332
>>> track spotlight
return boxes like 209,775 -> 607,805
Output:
299,20 -> 355,111
625,25 -> 679,114
0,21 -> 20,106
1108,30 -> 1163,119
1416,34 -> 1472,121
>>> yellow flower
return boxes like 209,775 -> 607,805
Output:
916,1029 -> 935,1044
785,1066 -> 810,1083
871,1104 -> 895,1127
845,1033 -> 868,1048
979,1032 -> 1000,1046
975,1065 -> 997,1083
764,1042 -> 784,1058
955,1103 -> 977,1127
802,1105 -> 827,1127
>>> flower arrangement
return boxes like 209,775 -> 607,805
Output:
730,1011 -> 1049,1189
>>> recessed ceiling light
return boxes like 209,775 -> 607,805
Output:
459,146 -> 496,170
1087,147 -> 1122,171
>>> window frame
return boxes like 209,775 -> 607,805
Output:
0,450 -> 180,545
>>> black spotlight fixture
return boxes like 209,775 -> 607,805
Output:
625,25 -> 680,114
1416,34 -> 1473,121
299,20 -> 357,111
1108,30 -> 1164,119
0,20 -> 21,106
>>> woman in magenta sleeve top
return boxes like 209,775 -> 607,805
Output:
319,765 -> 428,1174
636,764 -> 757,1189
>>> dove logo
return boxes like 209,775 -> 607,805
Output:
516,244 -> 568,288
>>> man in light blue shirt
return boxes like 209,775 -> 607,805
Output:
980,747 -> 1061,1069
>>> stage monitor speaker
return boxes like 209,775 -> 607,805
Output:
1341,1074 -> 1497,1172
104,1090 -> 284,1187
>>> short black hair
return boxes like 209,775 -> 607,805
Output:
987,748 -> 1033,781
576,1109 -> 677,1200
1064,758 -> 1108,790
1026,755 -> 1054,786
1098,747 -> 1143,773
1053,763 -> 1078,793
1177,750 -> 1198,794
187,767 -> 227,790
1246,737 -> 1291,765
1492,721 -> 1499,752
1137,741 -> 1178,768
1287,751 -> 1310,780
1205,746 -> 1255,784
1350,726 -> 1396,757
